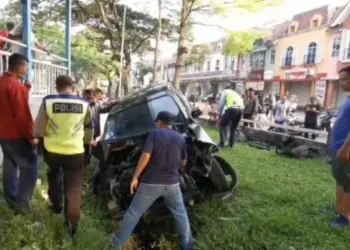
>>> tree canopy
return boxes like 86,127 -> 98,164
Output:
185,44 -> 212,64
4,0 -> 178,94
33,24 -> 117,87
224,30 -> 267,55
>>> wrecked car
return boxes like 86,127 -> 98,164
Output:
97,84 -> 238,220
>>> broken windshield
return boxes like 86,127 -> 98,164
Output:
103,94 -> 186,141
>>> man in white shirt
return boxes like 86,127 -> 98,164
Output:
217,85 -> 244,148
274,95 -> 289,126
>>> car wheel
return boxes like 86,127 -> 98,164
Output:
209,158 -> 230,192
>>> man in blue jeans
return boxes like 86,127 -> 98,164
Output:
111,111 -> 193,250
0,53 -> 38,213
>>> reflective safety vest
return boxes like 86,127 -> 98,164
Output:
225,89 -> 244,109
43,94 -> 89,155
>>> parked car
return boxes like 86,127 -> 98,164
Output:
97,84 -> 237,220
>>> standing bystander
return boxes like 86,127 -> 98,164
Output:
274,95 -> 289,126
304,96 -> 321,140
111,111 -> 193,250
0,53 -> 38,213
243,88 -> 259,127
82,89 -> 120,168
329,66 -> 350,227
34,75 -> 94,236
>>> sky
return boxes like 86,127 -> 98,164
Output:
1,0 -> 349,58
121,0 -> 350,58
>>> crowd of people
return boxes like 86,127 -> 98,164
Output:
200,86 -> 324,144
0,53 -> 193,249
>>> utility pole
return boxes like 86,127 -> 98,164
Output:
152,0 -> 162,84
118,4 -> 127,98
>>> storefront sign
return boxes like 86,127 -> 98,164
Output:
246,81 -> 264,91
284,68 -> 307,79
315,80 -> 326,103
264,70 -> 273,80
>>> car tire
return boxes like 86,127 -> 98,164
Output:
209,158 -> 230,192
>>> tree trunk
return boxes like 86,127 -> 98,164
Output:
123,61 -> 132,96
152,0 -> 162,84
174,0 -> 190,89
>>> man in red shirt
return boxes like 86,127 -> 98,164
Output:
0,53 -> 38,213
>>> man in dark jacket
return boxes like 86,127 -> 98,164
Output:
243,88 -> 259,127
304,96 -> 321,140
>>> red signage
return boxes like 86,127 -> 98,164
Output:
285,71 -> 306,79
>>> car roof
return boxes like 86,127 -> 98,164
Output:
109,83 -> 176,115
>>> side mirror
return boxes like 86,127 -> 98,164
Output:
191,106 -> 202,119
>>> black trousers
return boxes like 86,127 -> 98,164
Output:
304,123 -> 317,140
91,142 -> 108,195
219,108 -> 243,147
243,113 -> 254,127
44,150 -> 84,229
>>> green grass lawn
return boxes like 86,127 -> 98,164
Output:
0,128 -> 349,250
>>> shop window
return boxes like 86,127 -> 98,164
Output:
284,46 -> 293,66
332,38 -> 340,57
230,59 -> 235,70
215,59 -> 220,71
251,51 -> 265,69
305,42 -> 317,64
270,50 -> 275,64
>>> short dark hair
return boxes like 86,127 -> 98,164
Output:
339,66 -> 350,75
248,88 -> 254,92
84,89 -> 94,95
94,88 -> 104,95
55,75 -> 73,91
8,53 -> 28,70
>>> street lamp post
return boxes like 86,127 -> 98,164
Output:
118,4 -> 127,98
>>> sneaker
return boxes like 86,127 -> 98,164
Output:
330,215 -> 350,228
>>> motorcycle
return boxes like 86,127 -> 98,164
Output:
318,108 -> 338,132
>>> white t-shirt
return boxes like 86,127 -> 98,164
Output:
9,23 -> 38,55
275,101 -> 289,122
255,114 -> 270,130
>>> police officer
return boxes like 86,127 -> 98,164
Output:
34,75 -> 93,237
217,85 -> 244,148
